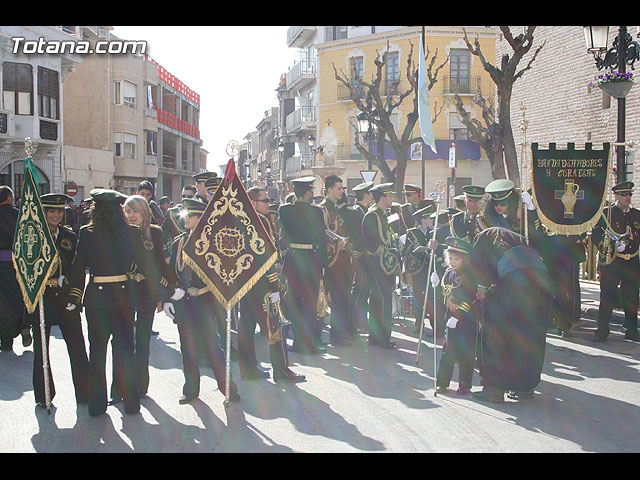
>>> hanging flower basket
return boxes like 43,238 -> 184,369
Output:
588,71 -> 634,99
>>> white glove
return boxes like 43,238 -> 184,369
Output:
57,275 -> 65,288
163,302 -> 175,320
269,291 -> 280,304
522,191 -> 535,211
446,316 -> 458,329
431,271 -> 440,288
65,303 -> 76,311
616,240 -> 626,252
170,288 -> 185,301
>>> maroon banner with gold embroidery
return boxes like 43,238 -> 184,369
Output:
181,158 -> 277,311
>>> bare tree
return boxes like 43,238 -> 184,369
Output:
452,26 -> 544,184
333,40 -> 447,196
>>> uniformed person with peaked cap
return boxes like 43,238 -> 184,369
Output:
399,184 -> 433,235
342,181 -> 374,335
192,171 -> 218,203
592,180 -> 640,342
424,208 -> 452,338
205,175 -> 223,201
164,198 -> 241,403
477,179 -> 520,232
404,204 -> 435,333
450,185 -> 485,244
27,193 -> 89,408
66,189 -> 174,416
362,183 -> 399,348
278,176 -> 328,354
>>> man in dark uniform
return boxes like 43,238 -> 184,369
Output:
399,184 -> 433,235
27,194 -> 89,408
279,176 -> 328,355
404,205 -> 435,333
449,185 -> 485,244
74,198 -> 93,234
425,210 -> 452,338
205,176 -> 222,201
237,186 -> 305,383
164,198 -> 241,404
66,189 -> 172,416
319,175 -> 353,346
137,180 -> 164,225
0,186 -> 30,351
593,181 -> 640,342
362,183 -> 400,349
343,182 -> 374,334
192,171 -> 218,203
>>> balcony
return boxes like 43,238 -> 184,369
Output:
287,26 -> 315,48
286,58 -> 316,91
284,153 -> 314,177
442,75 -> 482,95
336,143 -> 363,162
285,106 -> 315,134
337,79 -> 406,101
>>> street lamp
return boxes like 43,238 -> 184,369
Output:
583,26 -> 640,182
356,108 -> 379,170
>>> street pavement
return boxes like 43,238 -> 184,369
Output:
1,280 -> 639,453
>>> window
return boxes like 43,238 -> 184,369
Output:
325,26 -> 348,41
385,52 -> 400,95
123,133 -> 136,159
38,67 -> 59,120
450,49 -> 470,91
146,131 -> 156,156
114,80 -> 136,107
450,128 -> 468,140
3,62 -> 33,115
123,81 -> 136,108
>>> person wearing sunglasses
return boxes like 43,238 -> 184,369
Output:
592,181 -> 640,343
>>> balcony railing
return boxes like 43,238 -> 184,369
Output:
442,75 -> 482,95
337,79 -> 406,101
285,106 -> 315,133
286,58 -> 316,90
284,153 -> 315,175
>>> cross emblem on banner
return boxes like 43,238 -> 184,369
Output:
554,180 -> 584,218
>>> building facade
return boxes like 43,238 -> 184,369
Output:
0,26 -> 85,200
278,26 -> 496,202
497,26 -> 640,207
62,33 -> 204,202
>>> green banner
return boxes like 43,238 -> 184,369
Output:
12,158 -> 59,314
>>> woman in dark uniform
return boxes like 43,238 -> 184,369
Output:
27,193 -> 89,408
109,195 -> 173,403
66,189 -> 172,417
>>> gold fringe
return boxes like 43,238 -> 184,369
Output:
182,249 -> 277,312
13,253 -> 60,315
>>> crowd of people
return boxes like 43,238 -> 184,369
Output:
0,170 -> 638,416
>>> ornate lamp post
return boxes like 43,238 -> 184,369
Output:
583,26 -> 640,182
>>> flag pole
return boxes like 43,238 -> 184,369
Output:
38,297 -> 51,414
224,307 -> 231,407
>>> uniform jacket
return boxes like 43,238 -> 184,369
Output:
592,203 -> 640,268
279,200 -> 328,270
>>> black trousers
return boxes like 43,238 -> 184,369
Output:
110,306 -> 155,399
365,256 -> 393,345
436,320 -> 477,389
325,253 -> 353,343
597,259 -> 639,338
283,251 -> 321,353
31,308 -> 89,405
86,307 -> 139,416
349,259 -> 371,333
176,294 -> 237,399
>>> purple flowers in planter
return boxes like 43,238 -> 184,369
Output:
588,70 -> 634,88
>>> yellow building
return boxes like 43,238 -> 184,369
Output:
314,26 -> 496,202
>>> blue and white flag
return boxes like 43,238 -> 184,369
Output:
418,32 -> 436,155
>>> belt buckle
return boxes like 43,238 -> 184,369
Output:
187,287 -> 199,297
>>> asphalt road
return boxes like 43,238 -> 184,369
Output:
1,304 -> 639,453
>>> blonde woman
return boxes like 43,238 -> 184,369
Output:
110,195 -> 172,404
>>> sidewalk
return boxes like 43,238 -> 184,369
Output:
580,279 -> 626,325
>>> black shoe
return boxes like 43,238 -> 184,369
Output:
624,331 -> 640,341
179,394 -> 197,405
472,389 -> 505,403
151,330 -> 159,336
436,385 -> 448,394
108,397 -> 123,406
507,389 -> 534,400
22,329 -> 32,347
241,369 -> 270,381
274,369 -> 306,384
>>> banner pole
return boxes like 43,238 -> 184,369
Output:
224,307 -> 231,407
38,297 -> 51,414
